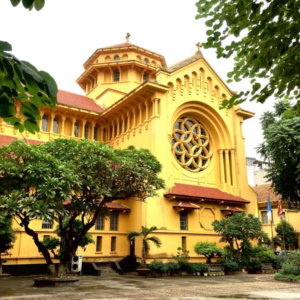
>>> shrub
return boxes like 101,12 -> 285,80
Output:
165,262 -> 179,273
249,259 -> 262,270
251,246 -> 275,262
149,259 -> 167,275
194,242 -> 224,264
222,260 -> 239,272
272,255 -> 288,269
191,263 -> 207,273
275,273 -> 300,280
172,247 -> 191,271
280,263 -> 300,276
288,250 -> 300,267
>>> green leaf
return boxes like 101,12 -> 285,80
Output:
34,0 -> 45,11
0,41 -> 12,52
22,0 -> 34,8
205,20 -> 213,27
10,0 -> 21,6
3,59 -> 14,78
24,119 -> 40,134
21,61 -> 44,83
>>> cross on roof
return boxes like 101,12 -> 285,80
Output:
196,42 -> 201,52
126,33 -> 131,43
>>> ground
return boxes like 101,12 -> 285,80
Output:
1,273 -> 300,300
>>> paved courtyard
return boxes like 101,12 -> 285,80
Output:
1,273 -> 300,300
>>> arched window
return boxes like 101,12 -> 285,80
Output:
114,55 -> 120,61
74,122 -> 79,137
143,72 -> 148,83
143,58 -> 148,64
53,117 -> 59,134
84,123 -> 89,139
94,126 -> 98,141
113,69 -> 120,82
42,115 -> 48,132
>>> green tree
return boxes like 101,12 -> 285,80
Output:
0,215 -> 17,275
0,0 -> 57,134
0,139 -> 165,276
195,0 -> 300,113
212,212 -> 268,260
127,226 -> 162,268
194,242 -> 224,263
257,100 -> 300,204
274,220 -> 297,250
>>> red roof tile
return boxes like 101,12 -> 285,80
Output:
252,184 -> 280,203
173,202 -> 201,210
108,42 -> 132,48
0,135 -> 17,147
104,203 -> 130,211
221,206 -> 244,213
57,90 -> 103,113
165,183 -> 250,204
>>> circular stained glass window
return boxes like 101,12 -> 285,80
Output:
171,117 -> 213,172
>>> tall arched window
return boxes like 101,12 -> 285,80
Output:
143,72 -> 148,83
74,122 -> 79,137
113,69 -> 120,82
94,126 -> 98,141
53,117 -> 59,134
42,115 -> 48,132
84,123 -> 89,139
114,55 -> 120,61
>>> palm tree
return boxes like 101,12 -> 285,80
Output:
127,226 -> 162,268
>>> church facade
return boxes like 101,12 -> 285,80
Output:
0,36 -> 256,267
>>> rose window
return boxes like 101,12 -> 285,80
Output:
171,117 -> 213,172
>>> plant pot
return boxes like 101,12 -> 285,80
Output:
179,271 -> 187,276
136,268 -> 151,276
204,273 -> 208,276
197,272 -> 201,276
225,270 -> 235,276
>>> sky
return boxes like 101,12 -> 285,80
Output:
1,0 -> 275,184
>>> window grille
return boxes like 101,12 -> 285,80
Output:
95,214 -> 104,230
114,56 -> 120,61
180,211 -> 188,230
94,126 -> 98,141
113,69 -> 120,82
74,122 -> 79,137
53,117 -> 59,134
110,212 -> 119,231
42,219 -> 53,229
42,115 -> 48,131
6,121 -> 11,125
143,72 -> 148,82
182,236 -> 187,251
144,58 -> 148,64
96,236 -> 102,252
84,124 -> 89,139
261,211 -> 268,224
111,236 -> 116,252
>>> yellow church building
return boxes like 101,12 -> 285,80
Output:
0,35 -> 257,271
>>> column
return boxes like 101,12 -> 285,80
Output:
145,100 -> 149,120
218,150 -> 225,183
61,117 -> 66,136
91,121 -> 96,141
71,118 -> 75,137
224,150 -> 232,186
49,113 -> 55,133
230,149 -> 237,188
81,120 -> 86,138
139,104 -> 142,124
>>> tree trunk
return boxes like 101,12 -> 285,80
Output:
141,245 -> 146,268
0,253 -> 2,275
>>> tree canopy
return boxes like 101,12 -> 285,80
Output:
257,100 -> 300,204
274,220 -> 297,250
194,242 -> 224,263
195,0 -> 300,112
0,139 -> 165,276
10,0 -> 45,11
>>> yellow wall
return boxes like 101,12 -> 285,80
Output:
1,44 -> 256,267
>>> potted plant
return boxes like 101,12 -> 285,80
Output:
172,248 -> 192,275
149,259 -> 167,277
192,263 -> 207,276
165,261 -> 179,276
247,259 -> 263,274
127,226 -> 162,276
222,260 -> 239,275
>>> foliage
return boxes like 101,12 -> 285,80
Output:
194,242 -> 224,263
248,259 -> 262,270
1,1 -> 57,134
212,213 -> 268,260
195,0 -> 300,113
0,215 -> 17,274
287,250 -> 300,267
127,226 -> 162,268
273,255 -> 288,270
275,273 -> 300,280
221,259 -> 239,272
42,217 -> 94,261
279,263 -> 300,276
149,259 -> 167,275
257,101 -> 300,204
165,261 -> 179,273
274,220 -> 297,249
251,246 -> 275,263
191,263 -> 207,273
0,139 -> 165,276
172,247 -> 192,271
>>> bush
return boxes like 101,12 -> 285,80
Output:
288,250 -> 300,267
251,246 -> 275,262
172,247 -> 191,271
275,273 -> 300,280
272,255 -> 288,269
191,263 -> 207,273
222,260 -> 239,272
149,260 -> 167,275
280,263 -> 300,276
194,242 -> 224,264
165,262 -> 179,273
249,259 -> 262,270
